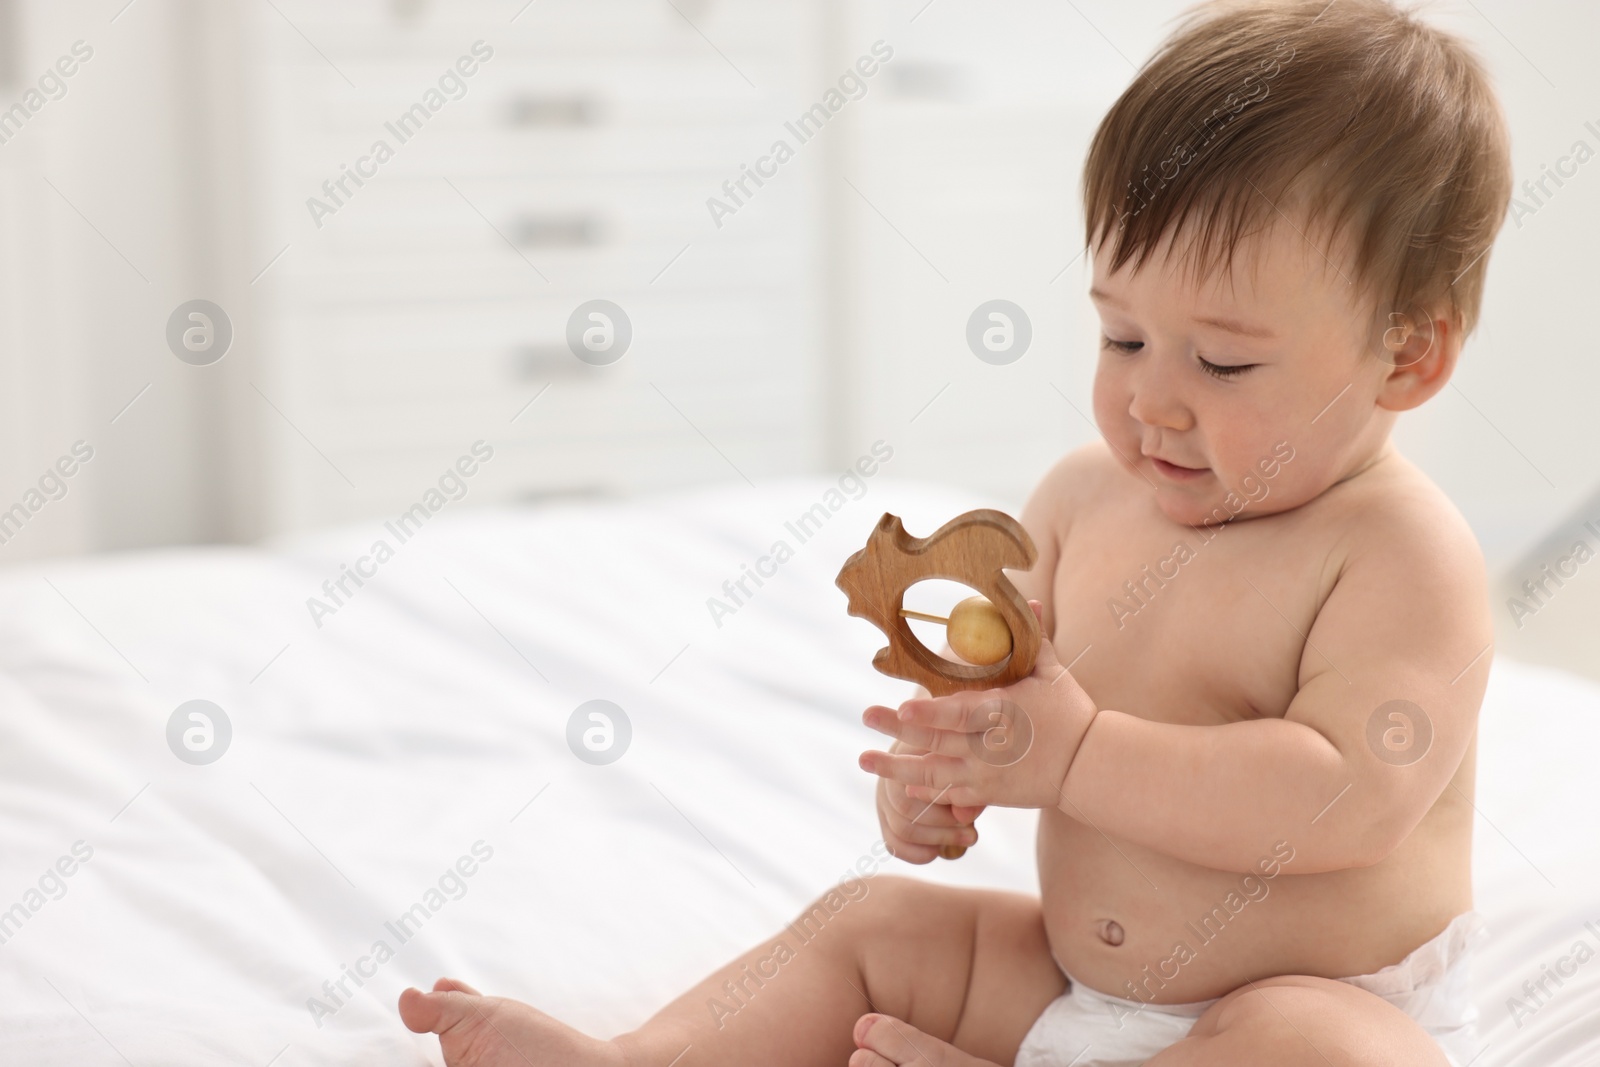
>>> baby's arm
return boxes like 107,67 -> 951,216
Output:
1059,496 -> 1491,873
1005,449 -> 1084,636
871,455 -> 1077,862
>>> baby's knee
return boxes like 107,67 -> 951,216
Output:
789,875 -> 951,950
798,873 -> 910,930
855,874 -> 965,932
1174,976 -> 1448,1067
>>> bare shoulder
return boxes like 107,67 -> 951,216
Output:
1338,453 -> 1481,563
1021,442 -> 1122,532
1012,443 -> 1122,615
1314,450 -> 1488,616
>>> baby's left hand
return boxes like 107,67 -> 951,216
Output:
859,603 -> 1099,810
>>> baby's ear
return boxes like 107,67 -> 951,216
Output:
1375,305 -> 1460,412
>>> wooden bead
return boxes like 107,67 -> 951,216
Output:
837,509 -> 1040,698
945,596 -> 1013,666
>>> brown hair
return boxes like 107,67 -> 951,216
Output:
1083,0 -> 1512,336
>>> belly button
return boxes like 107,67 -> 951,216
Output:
1097,919 -> 1124,946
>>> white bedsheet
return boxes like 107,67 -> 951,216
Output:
0,478 -> 1595,1065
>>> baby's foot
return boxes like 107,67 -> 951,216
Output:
850,1013 -> 1004,1067
399,978 -> 627,1067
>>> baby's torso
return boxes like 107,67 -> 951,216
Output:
1036,466 -> 1475,1003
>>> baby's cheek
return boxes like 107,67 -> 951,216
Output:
1090,373 -> 1137,454
1231,450 -> 1324,517
1210,428 -> 1281,485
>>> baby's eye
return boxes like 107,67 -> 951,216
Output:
1101,336 -> 1143,354
1197,355 -> 1257,379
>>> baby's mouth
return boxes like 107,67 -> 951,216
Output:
1149,456 -> 1210,482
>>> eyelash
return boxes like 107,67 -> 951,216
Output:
1197,356 -> 1256,380
1100,337 -> 1256,380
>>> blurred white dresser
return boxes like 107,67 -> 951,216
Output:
245,0 -> 831,532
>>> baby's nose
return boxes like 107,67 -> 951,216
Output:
1127,372 -> 1193,430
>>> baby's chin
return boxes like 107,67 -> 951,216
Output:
1153,492 -> 1235,528
1150,478 -> 1268,527
1154,477 -> 1321,527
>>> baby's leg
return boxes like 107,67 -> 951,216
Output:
845,972 -> 1458,1067
619,875 -> 1064,1066
400,874 -> 1064,1067
1148,975 -> 1452,1066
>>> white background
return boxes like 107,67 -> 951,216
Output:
0,0 -> 1594,670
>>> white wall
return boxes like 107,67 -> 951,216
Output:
0,0 -> 1594,575
835,0 -> 1600,572
0,0 -> 262,559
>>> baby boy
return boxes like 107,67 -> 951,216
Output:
399,0 -> 1512,1063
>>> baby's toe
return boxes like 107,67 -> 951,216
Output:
852,1013 -> 943,1065
848,1050 -> 898,1067
398,987 -> 478,1036
434,977 -> 483,995
853,1013 -> 1001,1067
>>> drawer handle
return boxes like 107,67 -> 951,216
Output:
505,95 -> 599,127
509,214 -> 602,248
511,344 -> 602,379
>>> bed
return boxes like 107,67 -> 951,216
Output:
0,478 -> 1595,1065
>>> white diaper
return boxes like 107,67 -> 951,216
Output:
1015,912 -> 1485,1067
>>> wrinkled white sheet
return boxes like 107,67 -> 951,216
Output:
0,478 -> 1594,1065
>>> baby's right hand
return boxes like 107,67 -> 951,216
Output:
875,740 -> 984,863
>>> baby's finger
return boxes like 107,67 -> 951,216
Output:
860,749 -> 969,796
896,691 -> 1002,734
864,708 -> 971,757
885,785 -> 963,824
905,780 -> 982,807
902,793 -> 972,834
889,821 -> 977,850
862,706 -> 941,750
886,807 -> 978,848
881,837 -> 939,865
950,803 -> 986,824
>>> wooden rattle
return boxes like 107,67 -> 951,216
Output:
836,509 -> 1041,859
899,597 -> 1016,668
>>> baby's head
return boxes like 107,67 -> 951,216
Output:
1083,0 -> 1511,525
